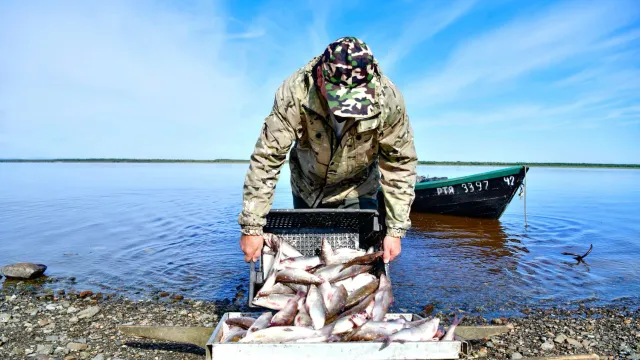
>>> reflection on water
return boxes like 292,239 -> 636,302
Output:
1,163 -> 639,316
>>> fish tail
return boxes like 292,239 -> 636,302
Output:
453,314 -> 464,326
379,336 -> 392,351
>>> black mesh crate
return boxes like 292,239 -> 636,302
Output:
247,208 -> 385,308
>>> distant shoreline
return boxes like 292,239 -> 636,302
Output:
1,158 -> 639,169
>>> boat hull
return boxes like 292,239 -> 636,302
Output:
378,165 -> 529,220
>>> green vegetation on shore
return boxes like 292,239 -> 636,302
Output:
1,158 -> 638,169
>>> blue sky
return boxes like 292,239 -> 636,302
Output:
0,0 -> 639,163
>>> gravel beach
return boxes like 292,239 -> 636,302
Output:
0,276 -> 638,360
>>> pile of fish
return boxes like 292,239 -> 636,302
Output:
220,234 -> 462,349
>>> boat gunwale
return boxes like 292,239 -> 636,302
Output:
414,165 -> 527,191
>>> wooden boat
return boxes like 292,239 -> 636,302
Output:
378,165 -> 529,219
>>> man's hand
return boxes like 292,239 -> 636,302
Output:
240,234 -> 264,262
383,235 -> 401,263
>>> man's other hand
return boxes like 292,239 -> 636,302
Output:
240,234 -> 264,262
383,235 -> 401,263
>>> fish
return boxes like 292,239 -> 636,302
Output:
284,282 -> 309,294
270,291 -> 304,326
306,284 -> 326,330
388,318 -> 407,324
320,239 -> 369,265
379,317 -> 441,350
324,284 -> 348,320
331,265 -> 373,283
442,314 -> 464,341
243,234 -> 448,346
344,277 -> 379,309
313,264 -> 345,282
222,328 -> 247,343
334,277 -> 353,294
255,238 -> 285,297
331,312 -> 368,335
371,273 -> 393,321
252,293 -> 297,310
325,252 -> 368,266
340,292 -> 376,319
342,251 -> 384,268
225,316 -> 256,330
281,256 -> 322,271
348,321 -> 406,341
239,325 -> 332,343
276,269 -> 323,285
263,233 -> 303,259
320,237 -> 334,264
294,297 -> 313,328
344,273 -> 377,294
257,282 -> 296,297
247,312 -> 273,333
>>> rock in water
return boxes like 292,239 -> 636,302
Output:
1,262 -> 47,279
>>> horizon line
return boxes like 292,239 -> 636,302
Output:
0,158 -> 639,169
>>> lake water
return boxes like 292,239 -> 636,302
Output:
1,163 -> 639,316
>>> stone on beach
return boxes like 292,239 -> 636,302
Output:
1,262 -> 47,279
77,306 -> 100,319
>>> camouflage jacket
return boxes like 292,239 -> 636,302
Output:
237,56 -> 418,238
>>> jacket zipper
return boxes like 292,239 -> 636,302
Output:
302,104 -> 380,208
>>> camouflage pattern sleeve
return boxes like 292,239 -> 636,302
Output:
378,96 -> 418,238
237,82 -> 298,236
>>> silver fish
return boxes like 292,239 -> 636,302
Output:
252,293 -> 297,310
320,237 -> 334,264
247,312 -> 273,333
257,282 -> 295,297
326,252 -> 367,266
371,273 -> 393,322
263,234 -> 303,259
255,238 -> 284,297
222,328 -> 247,343
239,325 -> 332,343
340,292 -> 375,319
270,292 -> 304,326
294,297 -> 313,328
345,277 -> 379,309
284,282 -> 309,294
380,317 -> 441,350
342,251 -> 384,268
281,256 -> 322,271
331,265 -> 373,283
276,268 -> 323,285
331,312 -> 368,335
334,277 -> 353,294
306,284 -> 326,330
442,314 -> 464,341
342,273 -> 376,296
225,316 -> 256,330
325,284 -> 348,321
349,321 -> 405,341
313,264 -> 345,282
334,248 -> 366,256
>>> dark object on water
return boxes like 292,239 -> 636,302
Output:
378,165 -> 529,219
562,244 -> 593,264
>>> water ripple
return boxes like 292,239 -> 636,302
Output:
1,163 -> 639,315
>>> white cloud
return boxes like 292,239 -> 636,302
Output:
0,0 -> 331,159
403,0 -> 640,108
379,0 -> 477,73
